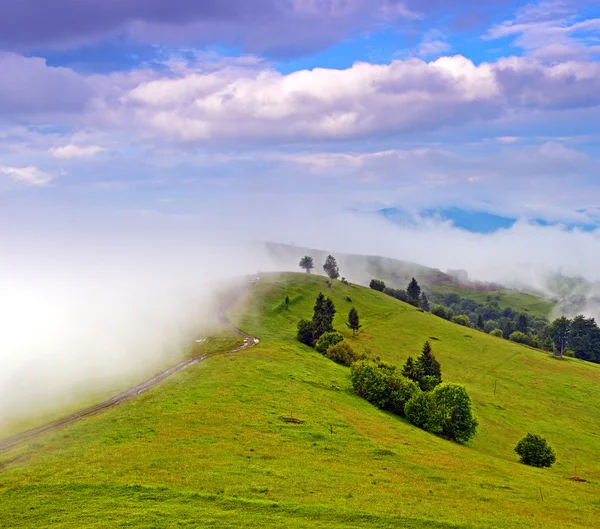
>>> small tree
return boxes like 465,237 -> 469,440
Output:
347,307 -> 361,335
407,278 -> 421,306
299,255 -> 314,274
516,313 -> 529,334
420,293 -> 430,312
418,341 -> 441,381
427,383 -> 478,443
514,433 -> 556,468
285,295 -> 290,310
323,255 -> 340,283
476,314 -> 485,331
549,316 -> 570,357
369,279 -> 386,292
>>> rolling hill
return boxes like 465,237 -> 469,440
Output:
1,273 -> 598,528
263,243 -> 555,319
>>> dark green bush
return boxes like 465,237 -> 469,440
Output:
297,319 -> 316,347
509,331 -> 531,345
326,342 -> 359,366
386,374 -> 421,416
490,328 -> 503,338
431,305 -> 449,320
315,332 -> 344,354
350,360 -> 390,408
514,433 -> 556,468
405,392 -> 435,428
428,383 -> 478,443
452,315 -> 471,327
369,279 -> 386,292
406,383 -> 478,443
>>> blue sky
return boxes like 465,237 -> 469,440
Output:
1,0 -> 600,233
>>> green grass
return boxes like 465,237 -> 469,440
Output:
1,273 -> 598,528
430,284 -> 554,319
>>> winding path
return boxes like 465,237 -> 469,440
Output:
0,291 -> 258,454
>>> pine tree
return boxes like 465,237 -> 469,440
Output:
476,314 -> 485,330
299,255 -> 314,274
402,356 -> 423,382
418,341 -> 442,380
323,255 -> 340,283
285,295 -> 290,310
347,307 -> 361,335
407,278 -> 421,306
312,293 -> 336,339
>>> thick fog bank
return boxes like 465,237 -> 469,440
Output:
2,204 -> 600,427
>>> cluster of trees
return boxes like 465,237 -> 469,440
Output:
429,291 -> 550,339
545,315 -> 600,362
351,342 -> 478,443
369,278 -> 429,310
300,255 -> 347,285
370,278 -> 600,365
296,294 -> 361,366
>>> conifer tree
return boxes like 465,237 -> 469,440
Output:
402,356 -> 423,382
347,307 -> 361,335
418,341 -> 442,380
407,278 -> 421,306
476,314 -> 485,330
420,293 -> 430,312
312,293 -> 336,339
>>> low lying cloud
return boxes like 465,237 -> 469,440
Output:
2,201 -> 600,429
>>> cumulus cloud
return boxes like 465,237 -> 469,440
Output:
0,165 -> 53,186
114,54 -> 600,143
50,144 -> 106,159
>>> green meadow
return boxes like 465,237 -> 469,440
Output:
1,273 -> 598,528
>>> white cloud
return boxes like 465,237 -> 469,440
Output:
110,52 -> 600,144
0,165 -> 53,186
486,1 -> 600,60
50,144 -> 106,159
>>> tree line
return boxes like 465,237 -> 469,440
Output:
369,277 -> 600,364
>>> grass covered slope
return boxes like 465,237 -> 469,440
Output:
1,273 -> 599,528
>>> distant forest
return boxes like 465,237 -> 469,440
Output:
370,278 -> 600,365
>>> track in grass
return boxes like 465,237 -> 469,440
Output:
0,290 -> 258,454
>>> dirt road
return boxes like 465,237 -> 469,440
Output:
0,290 -> 258,454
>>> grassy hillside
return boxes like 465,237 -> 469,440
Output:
430,284 -> 554,319
1,273 -> 598,528
264,242 -> 554,318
